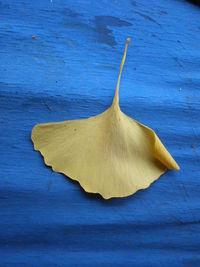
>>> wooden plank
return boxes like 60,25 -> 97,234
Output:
0,0 -> 200,266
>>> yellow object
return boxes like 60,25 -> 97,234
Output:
31,38 -> 179,199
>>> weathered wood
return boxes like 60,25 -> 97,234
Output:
0,0 -> 200,266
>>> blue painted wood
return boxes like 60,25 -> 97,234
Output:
0,0 -> 200,266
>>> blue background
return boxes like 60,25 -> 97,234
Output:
0,0 -> 200,266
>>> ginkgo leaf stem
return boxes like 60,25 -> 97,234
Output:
112,38 -> 130,108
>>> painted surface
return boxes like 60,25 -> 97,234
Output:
0,0 -> 200,266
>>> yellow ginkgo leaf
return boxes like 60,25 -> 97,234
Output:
31,38 -> 179,199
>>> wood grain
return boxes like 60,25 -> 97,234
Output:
0,0 -> 200,266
